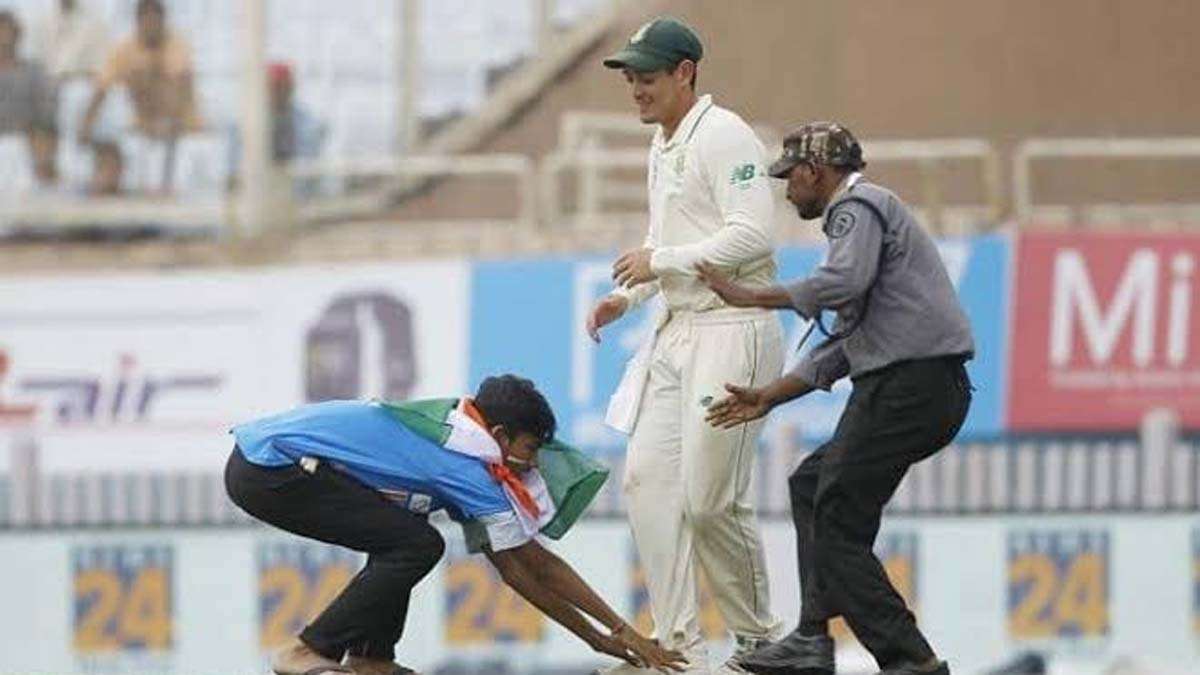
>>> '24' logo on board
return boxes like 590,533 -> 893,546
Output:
443,544 -> 544,645
1006,529 -> 1109,640
257,542 -> 360,649
72,544 -> 173,653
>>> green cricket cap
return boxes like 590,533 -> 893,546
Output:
603,16 -> 703,72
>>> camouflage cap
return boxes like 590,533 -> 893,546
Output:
768,121 -> 866,178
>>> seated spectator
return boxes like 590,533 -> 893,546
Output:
267,63 -> 326,165
29,0 -> 110,81
79,0 -> 201,143
88,140 -> 123,196
229,62 -> 327,196
0,11 -> 58,185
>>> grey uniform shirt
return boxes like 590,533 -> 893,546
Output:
786,176 -> 974,390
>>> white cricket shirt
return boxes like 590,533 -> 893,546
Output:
615,94 -> 777,312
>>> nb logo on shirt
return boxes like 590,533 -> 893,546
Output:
729,163 -> 757,187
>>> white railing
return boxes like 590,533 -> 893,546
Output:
865,138 -> 1003,227
546,112 -> 1004,232
541,142 -> 646,226
289,152 -> 539,229
9,131 -> 1200,242
557,111 -> 652,151
1013,137 -> 1200,224
0,195 -> 228,235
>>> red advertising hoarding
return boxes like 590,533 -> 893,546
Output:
1009,232 -> 1200,431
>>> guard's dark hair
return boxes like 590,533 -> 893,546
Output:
474,374 -> 556,444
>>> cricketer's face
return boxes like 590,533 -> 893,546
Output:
622,65 -> 690,125
496,429 -> 541,474
785,163 -> 825,220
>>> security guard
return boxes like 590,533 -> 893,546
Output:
696,122 -> 974,675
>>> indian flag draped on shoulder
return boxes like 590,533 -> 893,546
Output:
373,397 -> 608,540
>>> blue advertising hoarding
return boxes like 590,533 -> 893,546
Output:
468,234 -> 1009,455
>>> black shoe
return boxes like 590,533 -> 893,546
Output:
985,651 -> 1046,675
735,630 -> 834,674
877,660 -> 949,675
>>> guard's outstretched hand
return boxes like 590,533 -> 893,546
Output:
695,262 -> 758,307
705,383 -> 773,428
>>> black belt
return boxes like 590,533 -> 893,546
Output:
851,352 -> 970,382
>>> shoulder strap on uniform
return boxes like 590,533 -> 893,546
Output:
825,189 -> 888,237
813,187 -> 892,342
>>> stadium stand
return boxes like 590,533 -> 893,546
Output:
1,0 -> 1195,273
0,0 -> 609,196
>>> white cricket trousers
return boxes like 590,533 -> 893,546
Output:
623,307 -> 785,657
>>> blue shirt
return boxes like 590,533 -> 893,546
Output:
232,400 -> 514,522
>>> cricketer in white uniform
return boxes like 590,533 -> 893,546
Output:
587,16 -> 784,673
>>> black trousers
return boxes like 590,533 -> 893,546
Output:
224,448 -> 445,662
788,355 -> 971,668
